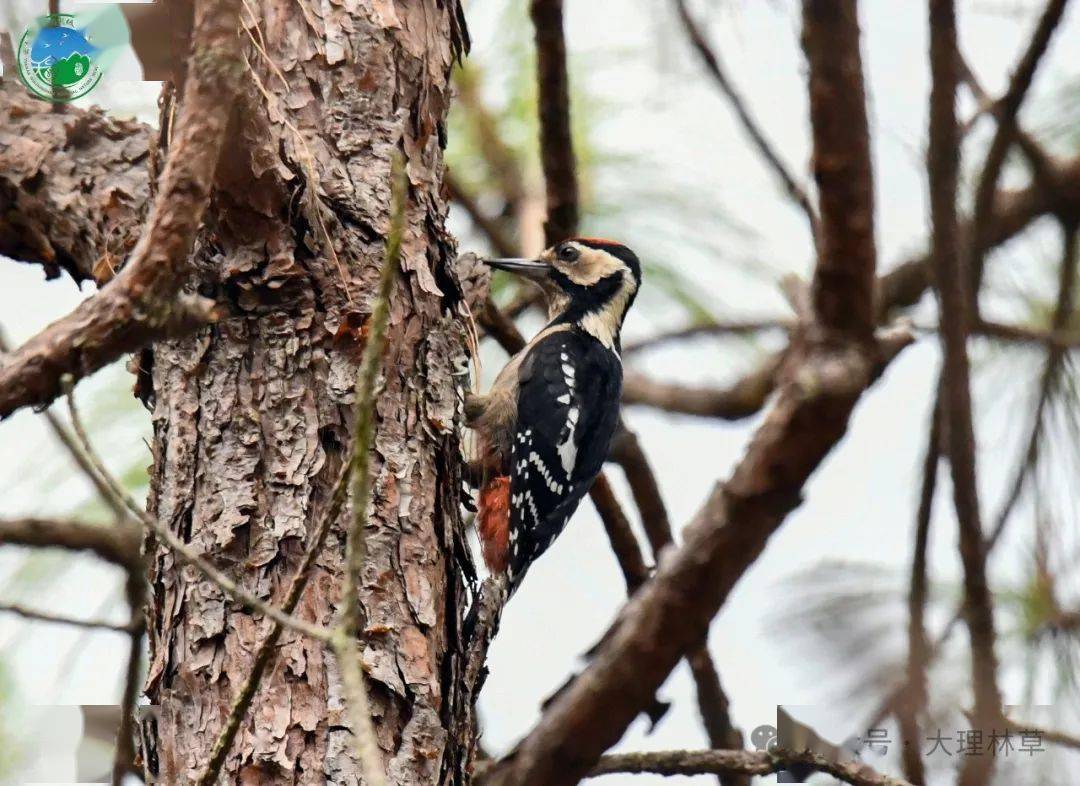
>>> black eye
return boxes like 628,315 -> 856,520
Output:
557,245 -> 580,262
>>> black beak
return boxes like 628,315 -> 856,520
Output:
483,257 -> 552,282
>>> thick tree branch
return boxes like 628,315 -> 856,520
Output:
0,81 -> 151,284
0,0 -> 246,419
611,429 -> 747,779
672,0 -> 819,241
803,0 -> 876,339
588,749 -> 913,786
530,0 -> 579,245
926,6 -> 1002,785
0,516 -> 141,569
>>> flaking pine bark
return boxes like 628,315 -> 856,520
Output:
138,2 -> 475,784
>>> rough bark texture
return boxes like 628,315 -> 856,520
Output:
0,81 -> 151,285
140,3 -> 473,784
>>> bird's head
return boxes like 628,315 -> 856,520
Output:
485,238 -> 641,349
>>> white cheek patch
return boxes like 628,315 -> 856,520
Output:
579,273 -> 636,351
561,249 -> 623,286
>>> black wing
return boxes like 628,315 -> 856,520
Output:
507,330 -> 622,585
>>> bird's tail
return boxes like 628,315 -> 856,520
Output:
476,475 -> 511,574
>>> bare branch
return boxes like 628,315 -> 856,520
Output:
958,56 -> 1059,198
0,516 -> 140,569
590,472 -> 651,593
622,151 -> 1080,424
111,576 -> 145,786
479,296 -> 528,355
0,601 -> 131,633
1004,721 -> 1080,752
0,329 -> 127,520
447,172 -> 519,259
611,429 -> 747,776
968,0 -> 1070,302
976,317 -> 1080,349
621,355 -> 783,420
622,319 -> 791,356
926,6 -> 1003,785
589,749 -> 913,786
897,399 -> 940,785
530,0 -> 579,245
803,0 -> 877,339
672,0 -> 819,241
880,154 -> 1080,317
0,0 -> 247,419
988,223 -> 1077,541
476,6 -> 901,782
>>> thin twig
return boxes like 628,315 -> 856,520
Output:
111,575 -> 146,786
0,325 -> 128,520
926,5 -> 1002,784
622,319 -> 791,355
1007,722 -> 1080,752
958,55 -> 1060,198
0,602 -> 131,633
588,749 -> 913,786
330,152 -> 409,786
897,396 -> 940,786
988,224 -> 1078,544
64,387 -> 331,642
195,462 -> 351,785
967,0 -> 1070,304
672,0 -> 819,242
447,172 -> 518,258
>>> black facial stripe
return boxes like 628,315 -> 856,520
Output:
550,270 -> 625,324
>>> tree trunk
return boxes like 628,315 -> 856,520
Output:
141,2 -> 473,783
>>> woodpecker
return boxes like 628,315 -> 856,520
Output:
466,238 -> 641,590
